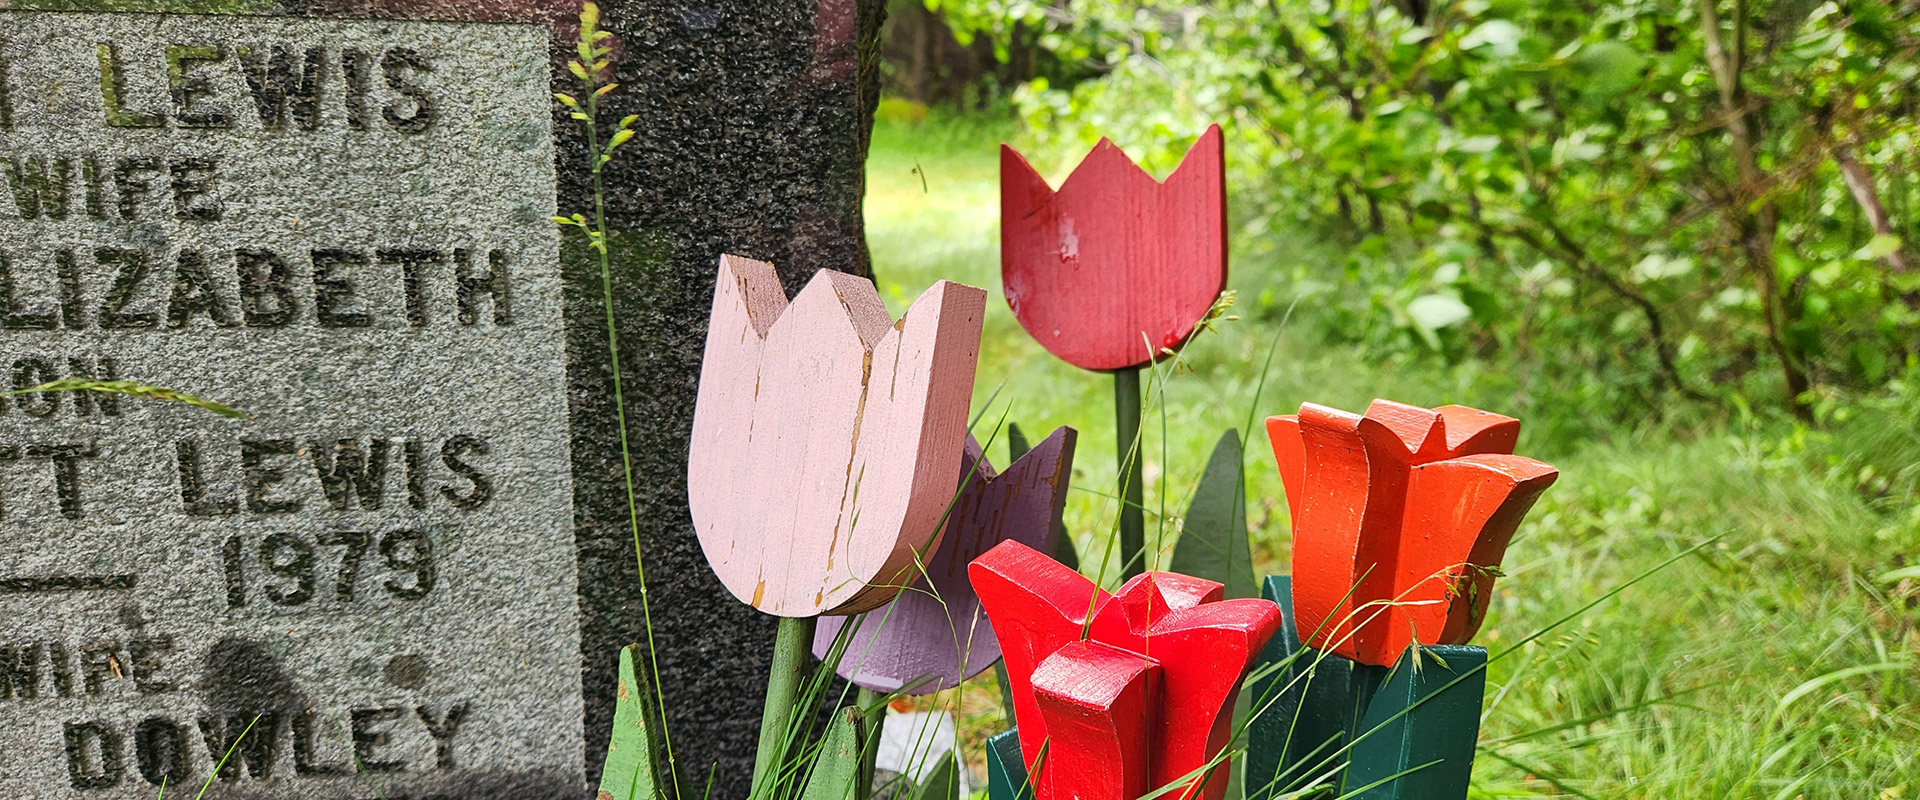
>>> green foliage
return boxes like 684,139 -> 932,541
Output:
797,709 -> 868,800
867,111 -> 1919,799
598,646 -> 664,800
1168,429 -> 1258,599
907,753 -> 962,800
946,0 -> 1920,425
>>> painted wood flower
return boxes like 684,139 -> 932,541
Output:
971,540 -> 1279,800
688,255 -> 985,617
814,428 -> 1076,693
1000,125 -> 1227,371
1266,400 -> 1559,667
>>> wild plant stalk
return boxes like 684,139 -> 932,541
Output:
151,714 -> 258,800
15,378 -> 247,419
552,3 -> 679,795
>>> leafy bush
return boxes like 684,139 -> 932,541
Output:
939,0 -> 1920,429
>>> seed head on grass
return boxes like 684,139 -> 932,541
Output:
16,379 -> 247,419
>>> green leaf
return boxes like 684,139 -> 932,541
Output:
1170,429 -> 1257,600
1776,662 -> 1910,711
1408,294 -> 1473,330
1455,135 -> 1501,154
568,61 -> 591,81
1631,254 -> 1694,282
1460,20 -> 1523,57
1877,565 -> 1920,583
1855,233 -> 1902,260
799,708 -> 866,800
1571,41 -> 1647,97
910,754 -> 962,800
596,646 -> 663,800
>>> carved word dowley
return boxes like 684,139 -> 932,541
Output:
1,12 -> 585,800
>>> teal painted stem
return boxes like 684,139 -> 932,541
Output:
753,615 -> 818,796
1114,366 -> 1144,579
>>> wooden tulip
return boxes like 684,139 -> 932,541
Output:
971,541 -> 1281,800
688,254 -> 985,617
1001,126 -> 1228,371
814,428 -> 1078,693
1266,400 -> 1557,666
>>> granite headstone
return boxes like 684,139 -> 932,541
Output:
0,11 -> 585,798
2,2 -> 890,798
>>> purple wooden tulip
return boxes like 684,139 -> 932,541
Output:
814,427 -> 1077,693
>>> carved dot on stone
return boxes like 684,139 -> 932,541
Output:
385,654 -> 429,689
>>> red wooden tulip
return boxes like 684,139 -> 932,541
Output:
971,540 -> 1280,800
1266,400 -> 1558,667
1001,125 -> 1227,371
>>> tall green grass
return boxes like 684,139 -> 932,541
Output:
865,109 -> 1920,798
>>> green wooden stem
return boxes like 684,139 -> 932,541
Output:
857,687 -> 883,800
753,615 -> 818,795
1115,366 -> 1145,578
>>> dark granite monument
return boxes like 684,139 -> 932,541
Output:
1,2 -> 887,798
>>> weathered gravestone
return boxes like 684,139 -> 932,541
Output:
0,11 -> 585,798
1,2 -> 889,798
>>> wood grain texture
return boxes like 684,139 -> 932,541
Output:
814,427 -> 1078,693
1000,125 -> 1227,371
689,254 -> 986,617
970,541 -> 1282,800
985,728 -> 1034,800
1343,644 -> 1487,800
970,540 -> 1101,773
1169,429 -> 1258,600
1030,641 -> 1160,800
1265,400 -> 1557,666
1085,573 -> 1279,800
1244,576 -> 1354,800
799,707 -> 869,800
595,645 -> 661,800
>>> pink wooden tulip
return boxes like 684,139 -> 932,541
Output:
1266,399 -> 1559,666
971,540 -> 1280,800
689,255 -> 986,617
814,428 -> 1077,693
1001,125 -> 1227,371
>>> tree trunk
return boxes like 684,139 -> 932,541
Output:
1698,0 -> 1813,420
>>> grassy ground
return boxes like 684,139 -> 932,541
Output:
863,109 -> 1920,798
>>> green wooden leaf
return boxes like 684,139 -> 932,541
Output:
800,708 -> 867,800
1170,430 -> 1256,599
1244,576 -> 1353,800
910,753 -> 962,800
1342,645 -> 1487,800
596,645 -> 662,800
984,729 -> 1032,800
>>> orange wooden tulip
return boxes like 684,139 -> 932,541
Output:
688,255 -> 985,617
1266,400 -> 1558,666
